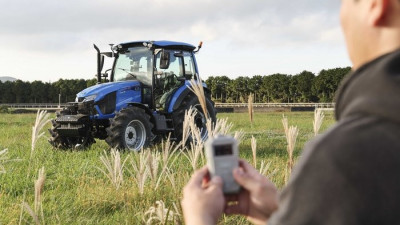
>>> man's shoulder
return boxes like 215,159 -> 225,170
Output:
268,114 -> 400,225
293,113 -> 400,180
307,114 -> 400,157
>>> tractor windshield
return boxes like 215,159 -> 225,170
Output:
113,47 -> 153,86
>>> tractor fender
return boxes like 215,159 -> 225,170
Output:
126,103 -> 154,118
168,82 -> 211,113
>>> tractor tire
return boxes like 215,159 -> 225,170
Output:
173,95 -> 216,144
105,107 -> 154,151
48,109 -> 95,149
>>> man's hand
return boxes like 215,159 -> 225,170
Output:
225,159 -> 279,225
181,166 -> 225,225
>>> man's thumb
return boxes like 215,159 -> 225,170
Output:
210,176 -> 223,188
233,168 -> 258,191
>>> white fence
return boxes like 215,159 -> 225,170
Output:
1,102 -> 335,110
1,103 -> 67,110
214,103 -> 335,108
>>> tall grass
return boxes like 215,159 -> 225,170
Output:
282,115 -> 299,183
0,148 -> 8,173
251,136 -> 257,167
249,136 -> 275,178
144,200 -> 180,224
98,149 -> 128,190
188,76 -> 208,118
181,107 -> 197,146
31,110 -> 50,156
248,94 -> 254,124
20,167 -> 46,225
27,110 -> 50,179
156,136 -> 180,188
207,117 -> 234,138
18,110 -> 50,224
233,130 -> 245,144
313,109 -> 325,136
34,167 -> 46,214
0,112 -> 337,224
129,152 -> 150,195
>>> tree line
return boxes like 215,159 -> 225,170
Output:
205,67 -> 351,103
0,79 -> 97,103
0,67 -> 351,104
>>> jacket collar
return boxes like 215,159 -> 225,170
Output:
335,49 -> 400,123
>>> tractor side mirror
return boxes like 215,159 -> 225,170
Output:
160,50 -> 170,69
184,72 -> 193,80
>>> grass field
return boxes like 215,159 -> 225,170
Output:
0,111 -> 336,224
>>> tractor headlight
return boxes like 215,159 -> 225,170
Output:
83,94 -> 97,102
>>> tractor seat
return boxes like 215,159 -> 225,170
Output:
158,87 -> 178,111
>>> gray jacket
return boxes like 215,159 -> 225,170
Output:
269,49 -> 400,225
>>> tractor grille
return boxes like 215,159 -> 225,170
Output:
56,114 -> 89,137
97,91 -> 116,114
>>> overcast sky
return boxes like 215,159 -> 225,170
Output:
0,0 -> 350,82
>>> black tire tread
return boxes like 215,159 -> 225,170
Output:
172,94 -> 216,143
105,107 -> 155,151
48,108 -> 95,149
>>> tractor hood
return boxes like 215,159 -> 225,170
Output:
76,81 -> 141,102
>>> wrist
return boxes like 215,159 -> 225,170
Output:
184,213 -> 217,225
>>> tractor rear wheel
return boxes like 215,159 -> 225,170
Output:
105,107 -> 154,151
173,95 -> 216,144
48,109 -> 95,149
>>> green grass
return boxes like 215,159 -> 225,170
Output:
0,111 -> 336,224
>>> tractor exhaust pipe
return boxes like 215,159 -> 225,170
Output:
93,44 -> 104,84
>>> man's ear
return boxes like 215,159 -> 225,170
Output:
368,0 -> 390,26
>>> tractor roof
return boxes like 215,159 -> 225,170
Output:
117,40 -> 196,51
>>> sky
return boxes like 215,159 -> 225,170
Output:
0,0 -> 351,83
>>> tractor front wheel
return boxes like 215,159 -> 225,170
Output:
105,107 -> 154,151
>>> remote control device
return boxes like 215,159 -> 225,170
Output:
205,135 -> 240,194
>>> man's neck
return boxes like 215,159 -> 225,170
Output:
354,31 -> 400,70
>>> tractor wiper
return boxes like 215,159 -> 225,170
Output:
118,68 -> 137,79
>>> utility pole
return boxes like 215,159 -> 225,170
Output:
59,93 -> 61,108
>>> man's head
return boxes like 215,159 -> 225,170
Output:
340,0 -> 400,69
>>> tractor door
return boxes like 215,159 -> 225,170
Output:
182,51 -> 196,80
154,50 -> 186,110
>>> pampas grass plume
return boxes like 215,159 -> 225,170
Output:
313,109 -> 325,136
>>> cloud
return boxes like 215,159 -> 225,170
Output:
0,0 -> 347,81
0,0 -> 341,47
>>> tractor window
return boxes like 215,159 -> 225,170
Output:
155,51 -> 183,79
183,52 -> 196,78
113,47 -> 152,86
154,50 -> 185,110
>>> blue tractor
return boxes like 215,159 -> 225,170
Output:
49,40 -> 216,151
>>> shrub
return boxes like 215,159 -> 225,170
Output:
0,105 -> 9,113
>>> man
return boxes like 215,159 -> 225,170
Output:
181,0 -> 400,224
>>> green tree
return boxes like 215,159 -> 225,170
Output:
263,74 -> 290,102
292,71 -> 316,102
12,80 -> 31,103
249,75 -> 263,102
312,67 -> 351,102
31,81 -> 47,103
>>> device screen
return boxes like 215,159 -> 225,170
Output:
214,144 -> 233,156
